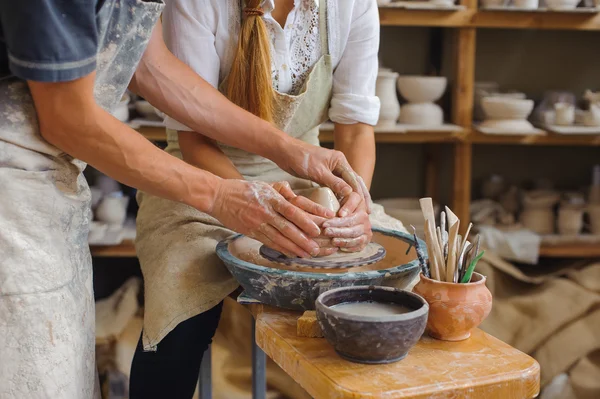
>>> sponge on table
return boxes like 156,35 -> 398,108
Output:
296,311 -> 323,338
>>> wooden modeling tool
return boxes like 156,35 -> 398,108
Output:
446,219 -> 460,283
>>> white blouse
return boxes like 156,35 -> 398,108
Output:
163,0 -> 381,131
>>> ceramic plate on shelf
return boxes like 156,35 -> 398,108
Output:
538,124 -> 600,135
397,123 -> 463,132
481,6 -> 599,12
474,123 -> 546,136
380,2 -> 465,10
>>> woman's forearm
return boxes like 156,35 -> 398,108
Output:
178,131 -> 244,180
333,123 -> 376,189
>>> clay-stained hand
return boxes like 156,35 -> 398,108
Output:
274,140 -> 372,215
321,195 -> 373,253
208,179 -> 330,258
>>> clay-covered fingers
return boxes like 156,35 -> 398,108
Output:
332,236 -> 370,252
258,223 -> 317,258
271,196 -> 321,238
288,195 -> 335,219
314,237 -> 338,256
338,192 -> 362,217
333,164 -> 372,214
271,181 -> 296,199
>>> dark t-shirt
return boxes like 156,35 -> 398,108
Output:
0,0 -> 103,82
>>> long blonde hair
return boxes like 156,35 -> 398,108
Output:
226,0 -> 274,123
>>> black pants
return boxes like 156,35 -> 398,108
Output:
129,302 -> 224,399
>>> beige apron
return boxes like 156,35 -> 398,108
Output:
0,1 -> 163,397
135,0 -> 405,351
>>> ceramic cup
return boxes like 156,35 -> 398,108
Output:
514,0 -> 539,8
557,206 -> 584,236
412,272 -> 492,341
554,102 -> 575,126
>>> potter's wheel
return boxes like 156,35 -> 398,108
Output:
259,242 -> 386,269
216,229 -> 422,310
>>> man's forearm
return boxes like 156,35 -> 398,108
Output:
334,123 -> 376,189
130,21 -> 291,162
29,74 -> 220,213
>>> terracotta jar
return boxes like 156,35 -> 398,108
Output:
520,190 -> 560,235
413,272 -> 492,341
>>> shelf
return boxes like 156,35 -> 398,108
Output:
378,8 -> 600,30
90,240 -> 137,258
469,129 -> 600,146
539,242 -> 600,257
138,126 -> 600,146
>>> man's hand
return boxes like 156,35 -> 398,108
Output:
208,180 -> 337,258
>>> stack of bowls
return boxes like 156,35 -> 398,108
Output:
397,76 -> 447,126
480,96 -> 535,131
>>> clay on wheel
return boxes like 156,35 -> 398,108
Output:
297,187 -> 340,213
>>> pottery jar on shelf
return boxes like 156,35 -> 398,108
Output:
557,204 -> 584,236
96,191 -> 130,227
413,272 -> 492,341
376,69 -> 400,128
520,190 -> 560,235
588,204 -> 600,235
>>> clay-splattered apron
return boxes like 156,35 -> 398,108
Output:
0,1 -> 163,397
135,0 -> 405,351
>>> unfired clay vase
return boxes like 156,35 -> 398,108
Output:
297,187 -> 340,213
96,192 -> 129,227
554,102 -> 575,126
557,205 -> 584,236
588,204 -> 600,235
520,190 -> 560,235
376,69 -> 400,127
413,272 -> 492,341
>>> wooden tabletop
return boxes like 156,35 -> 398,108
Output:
247,304 -> 540,399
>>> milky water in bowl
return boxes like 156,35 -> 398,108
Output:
330,301 -> 412,317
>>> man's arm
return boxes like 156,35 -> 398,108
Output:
27,73 -> 321,258
129,21 -> 371,213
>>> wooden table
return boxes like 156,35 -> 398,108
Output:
246,304 -> 540,399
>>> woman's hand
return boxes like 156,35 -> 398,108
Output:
273,140 -> 372,216
321,192 -> 373,253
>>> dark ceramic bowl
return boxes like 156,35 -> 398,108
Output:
316,286 -> 428,364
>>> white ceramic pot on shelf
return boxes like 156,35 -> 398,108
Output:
554,102 -> 575,126
376,70 -> 401,127
481,97 -> 534,120
396,76 -> 447,126
557,206 -> 584,236
481,0 -> 508,7
399,103 -> 444,125
545,0 -> 580,9
514,0 -> 539,8
111,93 -> 130,122
397,76 -> 447,104
96,192 -> 130,228
583,103 -> 600,127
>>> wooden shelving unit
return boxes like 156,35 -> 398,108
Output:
92,5 -> 600,259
